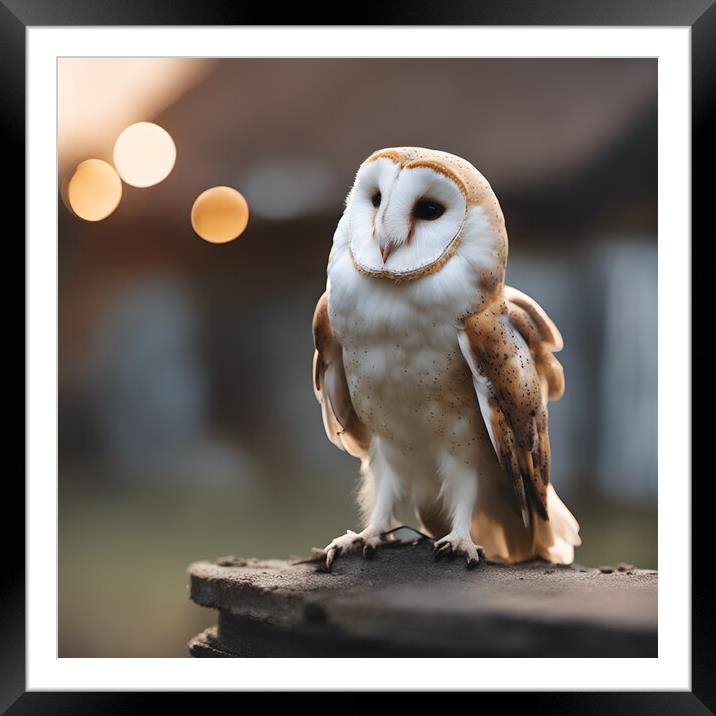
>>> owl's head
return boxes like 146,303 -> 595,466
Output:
345,147 -> 508,290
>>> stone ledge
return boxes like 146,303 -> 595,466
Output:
188,540 -> 657,657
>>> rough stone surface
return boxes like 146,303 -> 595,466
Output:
188,540 -> 657,657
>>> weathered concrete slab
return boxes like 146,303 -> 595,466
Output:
188,540 -> 657,657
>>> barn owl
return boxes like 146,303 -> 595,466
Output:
313,147 -> 580,570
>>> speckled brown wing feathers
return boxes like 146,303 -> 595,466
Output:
460,291 -> 565,524
312,292 -> 371,458
504,286 -> 565,401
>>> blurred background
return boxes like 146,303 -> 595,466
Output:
58,58 -> 657,657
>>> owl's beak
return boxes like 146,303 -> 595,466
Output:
381,241 -> 395,264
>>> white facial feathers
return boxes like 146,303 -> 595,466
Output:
328,152 -> 506,339
348,158 -> 467,278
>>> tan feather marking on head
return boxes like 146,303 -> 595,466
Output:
403,159 -> 469,198
365,149 -> 403,166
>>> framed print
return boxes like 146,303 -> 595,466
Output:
8,0 -> 706,709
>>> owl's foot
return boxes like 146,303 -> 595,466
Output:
323,528 -> 387,570
433,532 -> 485,570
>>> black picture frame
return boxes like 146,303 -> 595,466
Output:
7,0 -> 705,710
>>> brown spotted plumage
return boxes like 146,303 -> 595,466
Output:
461,295 -> 564,524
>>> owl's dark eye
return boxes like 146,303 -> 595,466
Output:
413,199 -> 445,221
371,191 -> 382,208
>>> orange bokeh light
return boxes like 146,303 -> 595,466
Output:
191,186 -> 250,244
67,159 -> 123,221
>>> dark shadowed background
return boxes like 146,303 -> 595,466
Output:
58,58 -> 657,656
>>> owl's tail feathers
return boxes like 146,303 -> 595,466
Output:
472,483 -> 581,565
533,484 -> 582,564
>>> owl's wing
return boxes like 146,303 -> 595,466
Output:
503,286 -> 565,400
457,288 -> 565,526
312,291 -> 371,458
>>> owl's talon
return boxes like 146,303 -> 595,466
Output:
325,546 -> 339,570
322,528 -> 387,569
434,532 -> 482,568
